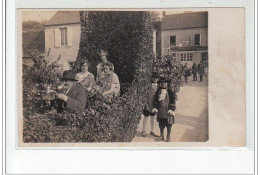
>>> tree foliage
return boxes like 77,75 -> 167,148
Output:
22,20 -> 45,31
75,11 -> 155,85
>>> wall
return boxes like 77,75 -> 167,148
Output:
45,23 -> 81,64
161,27 -> 208,56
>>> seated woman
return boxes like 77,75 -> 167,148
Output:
100,62 -> 120,98
75,61 -> 95,92
96,49 -> 114,83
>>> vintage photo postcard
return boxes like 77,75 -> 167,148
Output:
18,8 -> 246,147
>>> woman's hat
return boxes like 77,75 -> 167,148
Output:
60,70 -> 78,81
158,77 -> 171,83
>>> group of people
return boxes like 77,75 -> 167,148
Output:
181,61 -> 208,84
141,60 -> 208,142
49,52 -> 209,142
141,72 -> 176,142
191,61 -> 208,82
51,49 -> 120,112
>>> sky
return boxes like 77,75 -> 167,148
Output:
21,10 -> 197,23
22,11 -> 57,22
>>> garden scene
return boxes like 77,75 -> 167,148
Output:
22,11 -> 208,143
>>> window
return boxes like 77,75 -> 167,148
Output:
190,53 -> 193,61
187,53 -> 193,61
170,36 -> 176,46
194,34 -> 201,46
60,28 -> 68,46
183,53 -> 187,61
55,27 -> 72,47
181,53 -> 193,62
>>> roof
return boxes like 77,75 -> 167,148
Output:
45,11 -> 80,26
161,12 -> 208,30
23,29 -> 45,56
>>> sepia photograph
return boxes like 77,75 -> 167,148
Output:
19,9 -> 243,146
5,0 -> 253,173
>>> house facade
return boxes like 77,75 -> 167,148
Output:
45,11 -> 81,67
161,12 -> 208,67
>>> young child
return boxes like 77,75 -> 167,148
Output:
152,77 -> 176,142
142,72 -> 160,137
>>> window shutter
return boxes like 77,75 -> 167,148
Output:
191,34 -> 194,46
67,27 -> 72,46
199,34 -> 202,46
54,28 -> 61,47
176,35 -> 179,46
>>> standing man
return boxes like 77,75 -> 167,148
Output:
198,61 -> 205,82
183,63 -> 190,84
192,63 -> 198,81
152,77 -> 176,142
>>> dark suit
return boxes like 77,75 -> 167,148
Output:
56,84 -> 87,112
154,88 -> 176,119
192,65 -> 198,81
154,88 -> 176,140
198,63 -> 204,82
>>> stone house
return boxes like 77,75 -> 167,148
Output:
45,11 -> 81,68
161,12 -> 208,67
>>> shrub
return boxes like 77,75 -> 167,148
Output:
23,49 -> 57,115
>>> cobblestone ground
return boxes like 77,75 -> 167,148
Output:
132,76 -> 208,142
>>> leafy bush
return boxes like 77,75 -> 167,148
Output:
23,49 -> 57,115
75,11 -> 155,88
153,55 -> 183,92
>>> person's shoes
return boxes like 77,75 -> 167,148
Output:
156,136 -> 164,141
150,132 -> 159,137
142,131 -> 146,137
166,138 -> 171,142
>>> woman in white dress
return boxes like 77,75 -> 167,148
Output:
76,61 -> 95,92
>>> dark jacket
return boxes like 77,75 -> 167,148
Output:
56,84 -> 87,112
144,83 -> 158,112
154,88 -> 176,119
198,63 -> 204,75
192,65 -> 198,74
